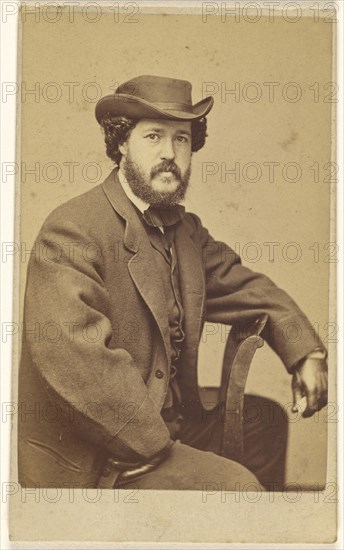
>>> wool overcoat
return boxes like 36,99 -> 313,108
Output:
18,168 -> 318,487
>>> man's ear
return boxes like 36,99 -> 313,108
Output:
119,142 -> 128,157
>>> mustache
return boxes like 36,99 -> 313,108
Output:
150,161 -> 182,180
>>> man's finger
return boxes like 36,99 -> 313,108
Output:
291,374 -> 303,412
316,371 -> 328,410
303,387 -> 319,417
317,388 -> 328,411
320,371 -> 328,392
317,396 -> 327,411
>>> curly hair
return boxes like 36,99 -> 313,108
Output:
100,114 -> 208,165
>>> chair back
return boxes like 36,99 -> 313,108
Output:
219,314 -> 269,462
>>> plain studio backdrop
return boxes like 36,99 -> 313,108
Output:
16,7 -> 334,490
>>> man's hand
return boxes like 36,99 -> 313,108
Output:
114,440 -> 175,484
291,357 -> 328,417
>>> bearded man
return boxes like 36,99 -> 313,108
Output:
18,75 -> 328,491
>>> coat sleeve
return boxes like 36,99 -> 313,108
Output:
22,215 -> 171,461
189,214 -> 321,372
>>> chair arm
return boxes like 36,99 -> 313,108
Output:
219,314 -> 268,462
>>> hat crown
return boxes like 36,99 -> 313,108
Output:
95,74 -> 213,125
116,75 -> 193,107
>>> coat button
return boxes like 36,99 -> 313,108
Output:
102,467 -> 111,477
155,369 -> 164,379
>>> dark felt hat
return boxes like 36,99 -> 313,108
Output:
95,75 -> 214,123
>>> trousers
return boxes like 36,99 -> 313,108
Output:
116,395 -> 288,491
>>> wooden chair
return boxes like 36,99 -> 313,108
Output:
105,314 -> 270,488
199,314 -> 269,464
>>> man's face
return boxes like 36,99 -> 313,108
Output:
119,118 -> 192,207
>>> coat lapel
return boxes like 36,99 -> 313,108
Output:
173,222 -> 205,401
102,170 -> 171,362
174,220 -> 205,359
102,168 -> 206,397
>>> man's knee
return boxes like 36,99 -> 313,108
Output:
119,441 -> 262,491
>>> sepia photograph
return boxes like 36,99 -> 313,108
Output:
1,0 -> 341,545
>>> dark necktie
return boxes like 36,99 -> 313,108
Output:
142,204 -> 185,228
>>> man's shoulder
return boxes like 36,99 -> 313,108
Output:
183,211 -> 207,236
45,182 -> 107,224
39,176 -> 123,241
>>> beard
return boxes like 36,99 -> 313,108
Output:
121,151 -> 191,207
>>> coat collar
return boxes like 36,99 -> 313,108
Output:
102,168 -> 143,254
102,168 -> 205,382
102,169 -> 171,364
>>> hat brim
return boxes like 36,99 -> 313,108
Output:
95,94 -> 213,124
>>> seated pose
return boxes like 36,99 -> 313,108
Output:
18,75 -> 328,491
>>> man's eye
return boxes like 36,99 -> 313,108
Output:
176,136 -> 188,143
147,134 -> 159,142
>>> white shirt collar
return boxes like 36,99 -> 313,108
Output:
118,168 -> 149,214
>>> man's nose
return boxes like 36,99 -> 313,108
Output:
160,138 -> 175,160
